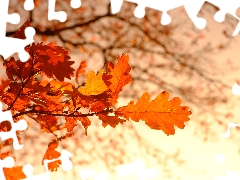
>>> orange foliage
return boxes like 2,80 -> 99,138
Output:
116,91 -> 191,135
0,21 -> 192,175
3,166 -> 26,180
42,141 -> 61,171
79,70 -> 108,95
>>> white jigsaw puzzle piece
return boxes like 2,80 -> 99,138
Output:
48,0 -> 82,22
0,0 -> 36,62
205,0 -> 240,36
22,149 -> 73,180
48,0 -> 67,22
0,0 -> 82,62
220,122 -> 240,138
110,0 -> 240,35
0,102 -> 28,150
110,0 -> 207,28
70,0 -> 81,9
24,0 -> 35,11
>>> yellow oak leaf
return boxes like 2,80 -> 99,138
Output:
78,70 -> 107,95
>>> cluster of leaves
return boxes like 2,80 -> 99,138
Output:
0,22 -> 191,179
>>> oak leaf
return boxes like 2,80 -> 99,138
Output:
3,166 -> 26,180
76,60 -> 87,82
79,70 -> 108,95
0,79 -> 10,92
116,91 -> 192,135
65,116 -> 78,132
0,152 -> 11,160
103,54 -> 132,105
40,80 -> 73,92
97,113 -> 126,128
42,140 -> 61,171
12,20 -> 33,39
65,115 -> 91,135
37,115 -> 59,133
27,42 -> 75,81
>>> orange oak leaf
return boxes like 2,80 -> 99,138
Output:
40,80 -> 73,92
80,116 -> 91,135
97,113 -> 126,128
79,70 -> 108,95
90,101 -> 106,112
76,60 -> 87,81
42,140 -> 61,171
65,116 -> 78,132
3,166 -> 26,180
12,20 -> 33,39
0,152 -> 11,160
27,42 -> 75,81
116,91 -> 192,135
38,92 -> 64,112
0,79 -> 10,92
29,96 -> 48,107
36,115 -> 59,133
65,116 -> 91,135
103,54 -> 132,105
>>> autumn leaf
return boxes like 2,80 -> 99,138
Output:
26,42 -> 75,81
42,140 -> 61,171
0,152 -> 11,160
0,79 -> 10,92
97,113 -> 126,128
103,54 -> 132,105
12,20 -> 33,39
36,92 -> 64,112
65,115 -> 91,135
65,116 -> 78,132
79,70 -> 108,95
116,91 -> 192,135
3,166 -> 26,180
37,115 -> 59,133
79,116 -> 91,135
28,96 -> 48,107
0,120 -> 12,132
76,60 -> 87,82
40,80 -> 73,92
90,101 -> 106,112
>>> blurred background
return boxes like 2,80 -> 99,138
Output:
1,0 -> 240,179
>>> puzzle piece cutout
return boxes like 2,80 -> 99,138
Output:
0,0 -> 82,62
22,149 -> 73,180
24,0 -> 81,22
220,122 -> 240,138
205,0 -> 240,36
1,0 -> 239,63
215,170 -> 240,180
0,0 -> 36,62
79,159 -> 158,179
110,0 -> 206,28
0,102 -> 28,150
0,156 -> 15,180
110,0 -> 240,35
79,168 -> 106,179
232,83 -> 240,95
